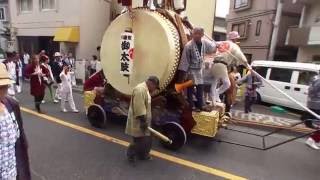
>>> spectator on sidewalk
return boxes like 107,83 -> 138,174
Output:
3,52 -> 18,97
302,73 -> 320,150
22,51 -> 30,65
15,53 -> 23,93
237,69 -> 262,114
22,51 -> 30,79
0,63 -> 31,180
90,55 -> 98,76
25,55 -> 48,113
41,55 -> 59,103
66,53 -> 77,86
60,65 -> 79,113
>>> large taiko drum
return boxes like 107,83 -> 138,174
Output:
100,9 -> 181,95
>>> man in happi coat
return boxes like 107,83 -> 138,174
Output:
178,27 -> 216,111
125,76 -> 160,163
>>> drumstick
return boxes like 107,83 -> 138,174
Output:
148,127 -> 173,144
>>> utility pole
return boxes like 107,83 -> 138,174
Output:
268,0 -> 283,60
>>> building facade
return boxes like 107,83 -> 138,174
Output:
9,0 -> 111,58
213,16 -> 227,41
226,0 -> 303,63
0,0 -> 9,51
286,0 -> 320,63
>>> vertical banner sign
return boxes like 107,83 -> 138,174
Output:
120,32 -> 134,75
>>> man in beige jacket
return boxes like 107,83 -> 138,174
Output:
126,76 -> 160,163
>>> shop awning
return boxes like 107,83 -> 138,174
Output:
53,27 -> 80,42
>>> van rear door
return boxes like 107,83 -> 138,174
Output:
291,70 -> 318,109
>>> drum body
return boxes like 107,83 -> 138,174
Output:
100,9 -> 181,95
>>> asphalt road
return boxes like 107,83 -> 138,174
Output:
14,83 -> 320,180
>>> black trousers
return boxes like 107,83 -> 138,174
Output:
187,85 -> 204,109
127,136 -> 152,159
90,69 -> 96,76
245,96 -> 256,113
222,93 -> 232,113
34,95 -> 45,112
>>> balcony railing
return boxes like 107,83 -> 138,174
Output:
286,25 -> 320,46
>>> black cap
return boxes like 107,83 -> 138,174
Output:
147,76 -> 160,89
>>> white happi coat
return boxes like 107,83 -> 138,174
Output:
178,39 -> 216,85
60,72 -> 73,93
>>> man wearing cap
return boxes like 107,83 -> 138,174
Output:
125,76 -> 160,163
210,31 -> 251,104
50,52 -> 66,100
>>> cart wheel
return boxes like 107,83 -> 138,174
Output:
161,122 -> 187,151
87,104 -> 107,128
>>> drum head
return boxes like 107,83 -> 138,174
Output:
87,104 -> 107,128
161,122 -> 186,150
101,9 -> 180,95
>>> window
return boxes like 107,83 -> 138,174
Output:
312,55 -> 320,62
19,0 -> 32,12
255,67 -> 268,78
298,71 -> 318,85
269,68 -> 293,83
234,0 -> 249,9
214,34 -> 221,41
232,22 -> 248,39
40,0 -> 56,10
256,20 -> 262,36
244,54 -> 252,64
0,8 -> 5,21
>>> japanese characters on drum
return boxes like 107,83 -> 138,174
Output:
120,32 -> 134,76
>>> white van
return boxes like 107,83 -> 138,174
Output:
251,60 -> 320,110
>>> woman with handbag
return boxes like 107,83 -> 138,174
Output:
41,55 -> 59,103
25,55 -> 49,113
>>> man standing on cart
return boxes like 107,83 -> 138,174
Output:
125,76 -> 160,163
178,27 -> 216,111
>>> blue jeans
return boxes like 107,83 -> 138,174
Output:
187,84 -> 204,109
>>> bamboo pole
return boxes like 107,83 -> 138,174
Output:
148,127 -> 173,144
203,34 -> 320,120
